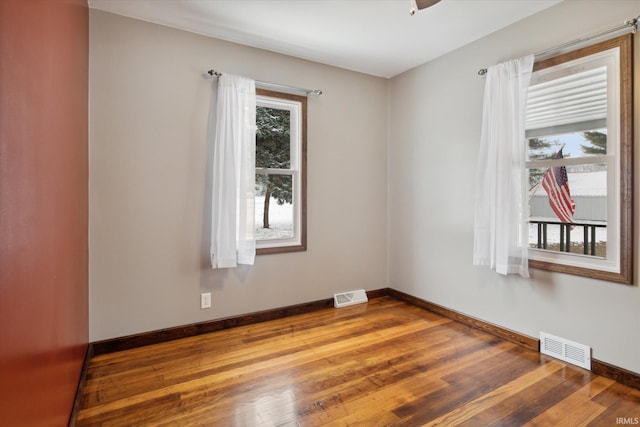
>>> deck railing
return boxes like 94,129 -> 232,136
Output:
529,219 -> 606,256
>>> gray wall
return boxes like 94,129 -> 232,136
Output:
89,10 -> 388,341
389,0 -> 640,374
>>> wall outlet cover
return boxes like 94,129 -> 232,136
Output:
200,293 -> 212,309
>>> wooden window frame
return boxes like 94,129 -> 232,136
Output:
255,89 -> 307,255
526,34 -> 633,284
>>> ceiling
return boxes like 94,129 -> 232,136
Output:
88,0 -> 562,78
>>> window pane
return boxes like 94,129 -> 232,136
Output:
527,128 -> 606,161
255,174 -> 294,240
528,164 -> 607,257
255,90 -> 307,254
256,106 -> 290,169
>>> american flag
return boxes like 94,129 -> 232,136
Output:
541,148 -> 575,223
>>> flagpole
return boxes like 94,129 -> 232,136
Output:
528,143 -> 565,196
529,180 -> 542,195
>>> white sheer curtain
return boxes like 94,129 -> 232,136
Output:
473,55 -> 534,278
209,74 -> 256,269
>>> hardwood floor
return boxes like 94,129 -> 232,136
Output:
76,297 -> 640,426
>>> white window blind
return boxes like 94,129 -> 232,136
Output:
526,65 -> 607,136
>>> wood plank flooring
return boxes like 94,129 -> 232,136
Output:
76,297 -> 640,426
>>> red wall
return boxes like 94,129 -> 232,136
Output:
0,0 -> 89,425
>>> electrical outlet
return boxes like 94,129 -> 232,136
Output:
200,292 -> 211,309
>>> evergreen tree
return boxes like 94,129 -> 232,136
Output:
256,106 -> 291,229
528,137 -> 555,187
580,131 -> 606,155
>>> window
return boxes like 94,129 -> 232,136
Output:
525,35 -> 633,284
255,89 -> 307,254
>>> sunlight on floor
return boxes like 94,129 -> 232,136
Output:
235,387 -> 298,425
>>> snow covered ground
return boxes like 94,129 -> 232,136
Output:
255,196 -> 293,240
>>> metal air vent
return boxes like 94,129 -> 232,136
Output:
540,332 -> 591,370
333,289 -> 368,308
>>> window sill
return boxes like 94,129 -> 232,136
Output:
256,244 -> 306,256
